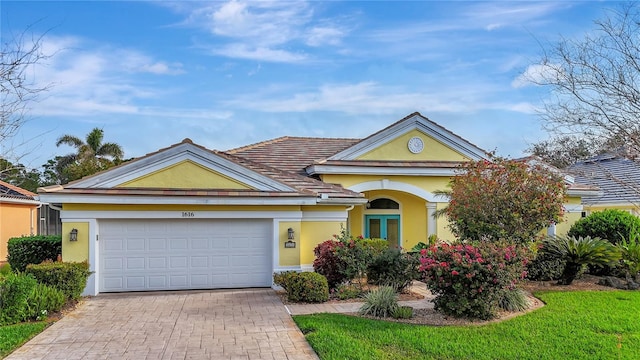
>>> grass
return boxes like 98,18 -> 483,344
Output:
0,322 -> 47,358
293,291 -> 640,360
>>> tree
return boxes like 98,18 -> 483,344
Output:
1,28 -> 50,157
0,158 -> 40,192
527,135 -> 597,169
437,158 -> 566,244
527,3 -> 640,159
56,128 -> 124,182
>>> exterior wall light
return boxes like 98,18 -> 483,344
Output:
69,228 -> 78,241
285,227 -> 296,248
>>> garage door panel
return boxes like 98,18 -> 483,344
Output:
148,257 -> 167,269
148,238 -> 167,250
99,219 -> 272,292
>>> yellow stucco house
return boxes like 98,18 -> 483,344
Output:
38,113 -> 597,295
0,180 -> 40,263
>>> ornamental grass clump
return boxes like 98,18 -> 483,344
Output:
419,241 -> 530,320
358,286 -> 398,318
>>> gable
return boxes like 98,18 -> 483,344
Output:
356,129 -> 469,161
329,112 -> 488,161
66,140 -> 294,192
118,160 -> 253,189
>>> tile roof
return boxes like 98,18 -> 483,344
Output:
568,155 -> 640,205
42,139 -> 364,201
227,136 -> 359,175
0,180 -> 36,199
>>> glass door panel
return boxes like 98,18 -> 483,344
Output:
386,218 -> 399,247
369,218 -> 381,239
365,215 -> 400,248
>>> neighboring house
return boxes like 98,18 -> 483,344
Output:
0,180 -> 40,262
569,152 -> 640,215
38,112 -> 598,295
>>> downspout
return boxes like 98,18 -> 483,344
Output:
345,205 -> 354,234
30,202 -> 43,236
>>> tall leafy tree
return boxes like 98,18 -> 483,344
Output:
436,158 -> 566,244
56,128 -> 124,183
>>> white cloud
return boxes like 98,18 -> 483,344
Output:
512,63 -> 560,88
169,1 -> 349,62
213,44 -> 307,63
305,26 -> 344,46
26,36 -> 225,119
227,81 -> 535,115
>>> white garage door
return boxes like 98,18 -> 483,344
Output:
99,219 -> 272,292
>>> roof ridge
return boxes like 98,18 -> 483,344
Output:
0,179 -> 36,198
226,136 -> 291,154
226,136 -> 361,154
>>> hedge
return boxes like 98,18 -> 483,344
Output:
7,235 -> 62,272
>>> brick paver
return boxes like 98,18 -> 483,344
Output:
6,289 -> 318,360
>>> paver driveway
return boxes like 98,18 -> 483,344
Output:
6,289 -> 318,360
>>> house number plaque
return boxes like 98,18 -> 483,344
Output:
181,211 -> 195,218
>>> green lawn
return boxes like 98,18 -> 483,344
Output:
0,322 -> 47,358
293,291 -> 640,360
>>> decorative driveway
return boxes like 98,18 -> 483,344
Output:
6,289 -> 318,360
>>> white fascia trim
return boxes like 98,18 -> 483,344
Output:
69,143 -> 294,192
302,211 -> 348,221
61,210 -> 304,220
567,189 -> 603,197
316,197 -> 368,205
328,114 -> 488,161
563,204 -> 584,213
38,194 -> 318,206
348,180 -> 447,203
0,198 -> 40,205
583,202 -> 640,208
307,165 -> 457,176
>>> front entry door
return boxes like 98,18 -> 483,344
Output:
365,215 -> 400,248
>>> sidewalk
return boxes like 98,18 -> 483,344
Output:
285,281 -> 435,316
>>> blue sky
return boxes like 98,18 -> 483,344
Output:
1,1 -> 613,169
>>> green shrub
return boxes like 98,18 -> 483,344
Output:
283,272 -> 329,303
499,289 -> 530,312
28,283 -> 65,320
25,261 -> 91,300
273,271 -> 298,291
542,235 -> 620,285
526,248 -> 567,281
358,286 -> 398,318
619,231 -> 640,282
0,263 -> 11,276
7,235 -> 62,272
367,248 -> 419,292
568,209 -> 640,245
391,305 -> 413,319
0,273 -> 37,325
419,241 -> 531,320
360,239 -> 388,257
334,284 -> 363,300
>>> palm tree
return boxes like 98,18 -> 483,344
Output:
56,128 -> 124,182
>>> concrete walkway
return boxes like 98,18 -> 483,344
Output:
286,281 -> 435,315
6,289 -> 318,360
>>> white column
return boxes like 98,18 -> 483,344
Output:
426,203 -> 437,237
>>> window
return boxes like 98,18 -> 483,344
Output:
367,198 -> 399,210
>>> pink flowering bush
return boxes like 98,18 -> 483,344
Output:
419,241 -> 531,320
